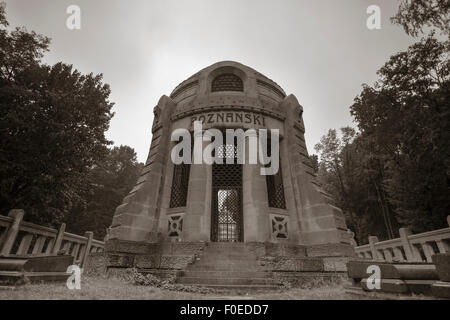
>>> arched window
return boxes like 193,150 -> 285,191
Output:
211,73 -> 243,92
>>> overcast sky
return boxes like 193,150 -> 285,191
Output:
4,0 -> 416,162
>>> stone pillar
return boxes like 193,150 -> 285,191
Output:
280,94 -> 350,246
0,209 -> 24,255
81,231 -> 93,268
242,132 -> 270,242
108,95 -> 176,242
278,135 -> 302,244
368,236 -> 381,260
52,223 -> 66,254
399,227 -> 421,262
183,132 -> 211,241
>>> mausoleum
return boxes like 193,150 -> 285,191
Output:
106,61 -> 354,287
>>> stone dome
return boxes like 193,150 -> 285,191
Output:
168,61 -> 288,121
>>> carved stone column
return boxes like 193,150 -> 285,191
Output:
108,95 -> 176,242
182,131 -> 211,241
242,132 -> 270,242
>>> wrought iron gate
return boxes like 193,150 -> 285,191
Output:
211,162 -> 243,242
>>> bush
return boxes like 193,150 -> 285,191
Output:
131,269 -> 226,294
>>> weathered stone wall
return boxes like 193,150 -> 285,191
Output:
83,252 -> 107,277
105,240 -> 206,270
94,241 -> 355,287
103,241 -> 353,273
135,255 -> 195,270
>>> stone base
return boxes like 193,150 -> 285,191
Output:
347,260 -> 438,280
359,278 -> 435,295
432,253 -> 450,282
104,240 -> 354,289
105,240 -> 206,269
347,260 -> 441,297
105,240 -> 354,269
345,284 -> 440,300
84,252 -> 107,277
431,281 -> 450,298
0,255 -> 74,285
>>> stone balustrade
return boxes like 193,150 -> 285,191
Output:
0,209 -> 104,267
355,216 -> 450,263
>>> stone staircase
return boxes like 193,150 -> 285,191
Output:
176,242 -> 282,290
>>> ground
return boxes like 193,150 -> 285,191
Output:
0,276 -> 358,300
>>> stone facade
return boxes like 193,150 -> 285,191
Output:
107,61 -> 353,257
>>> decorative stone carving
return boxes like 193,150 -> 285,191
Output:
270,214 -> 289,240
153,105 -> 161,124
167,214 -> 184,238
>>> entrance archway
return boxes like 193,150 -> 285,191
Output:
210,141 -> 243,242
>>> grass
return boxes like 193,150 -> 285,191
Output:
0,276 -> 357,300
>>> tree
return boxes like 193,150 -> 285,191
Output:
0,2 -> 7,27
309,154 -> 319,174
65,146 -> 143,239
0,4 -> 114,226
350,36 -> 450,233
314,128 -> 398,244
391,0 -> 450,37
314,0 -> 449,242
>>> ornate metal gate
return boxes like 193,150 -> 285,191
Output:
211,144 -> 243,242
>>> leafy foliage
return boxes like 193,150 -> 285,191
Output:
316,32 -> 449,242
0,2 -> 7,27
314,129 -> 398,244
131,268 -> 226,294
351,36 -> 449,232
65,146 -> 142,239
391,0 -> 450,37
0,9 -> 114,224
0,3 -> 142,239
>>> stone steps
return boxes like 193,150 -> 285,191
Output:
182,270 -> 271,278
197,284 -> 282,291
186,264 -> 263,271
189,259 -> 261,267
192,254 -> 256,263
194,253 -> 253,259
177,276 -> 277,286
176,242 -> 279,290
205,244 -> 251,249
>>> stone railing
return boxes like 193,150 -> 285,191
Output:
0,209 -> 105,267
355,216 -> 450,263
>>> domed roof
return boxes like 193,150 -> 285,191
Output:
168,61 -> 288,119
